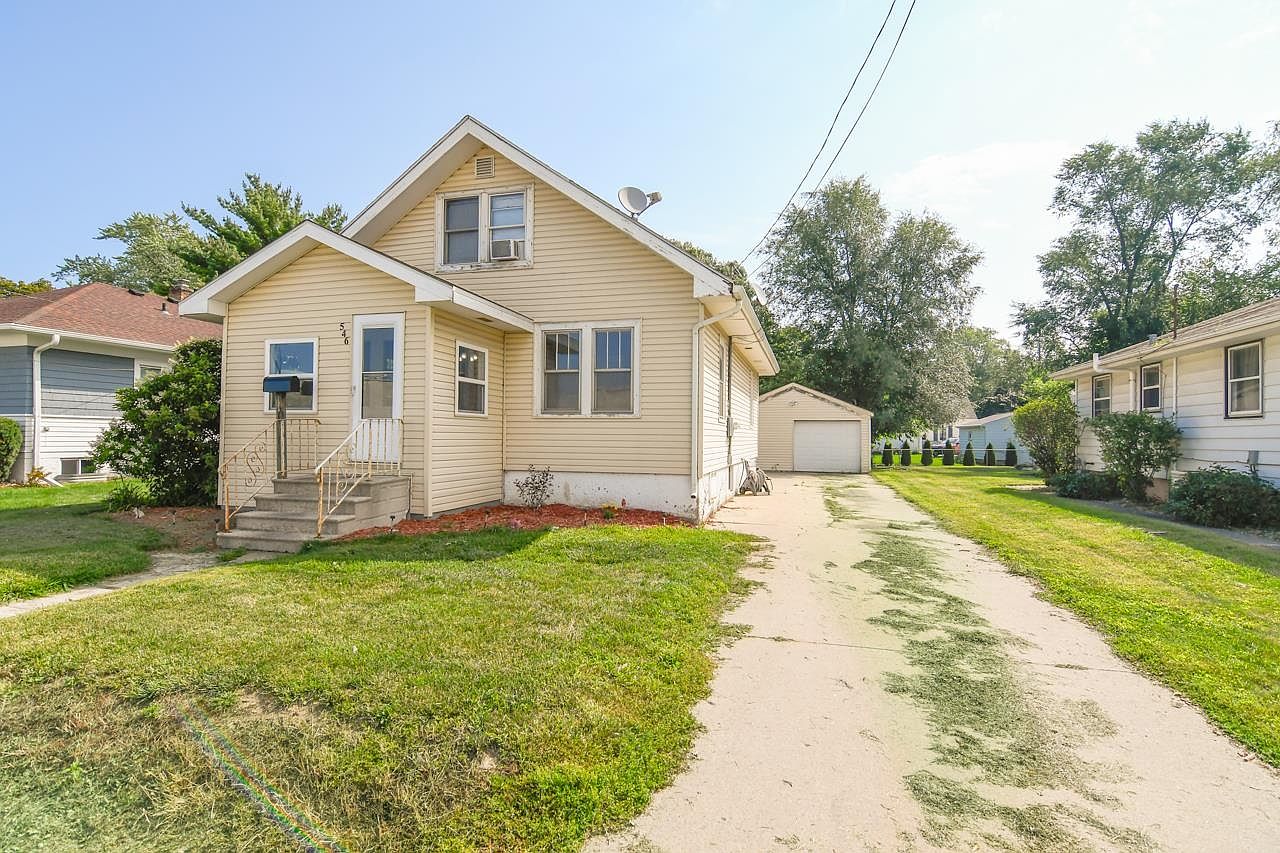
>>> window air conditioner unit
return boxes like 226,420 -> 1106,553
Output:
490,239 -> 522,261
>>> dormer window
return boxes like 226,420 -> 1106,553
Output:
437,186 -> 533,269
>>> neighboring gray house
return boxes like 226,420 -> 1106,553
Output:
0,283 -> 220,482
956,411 -> 1030,464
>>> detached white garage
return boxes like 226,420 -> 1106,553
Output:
758,383 -> 873,473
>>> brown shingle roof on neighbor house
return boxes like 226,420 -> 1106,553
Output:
0,282 -> 221,348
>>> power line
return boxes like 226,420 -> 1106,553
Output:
738,0 -> 898,266
747,0 -> 919,281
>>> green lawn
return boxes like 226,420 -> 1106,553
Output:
0,482 -> 168,601
873,466 -> 1280,766
0,525 -> 754,850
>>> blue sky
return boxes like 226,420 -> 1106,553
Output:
2,1 -> 1277,338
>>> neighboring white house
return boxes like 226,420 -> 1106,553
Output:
0,282 -> 220,482
1051,296 -> 1280,492
956,411 -> 1030,465
758,383 -> 872,473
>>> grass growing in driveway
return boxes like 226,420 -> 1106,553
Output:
0,525 -> 754,850
873,465 -> 1280,766
0,482 -> 167,601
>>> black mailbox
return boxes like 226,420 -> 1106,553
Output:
263,375 -> 301,394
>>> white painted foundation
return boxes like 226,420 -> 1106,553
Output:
503,470 -> 697,519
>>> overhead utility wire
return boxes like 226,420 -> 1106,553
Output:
748,0 -> 917,279
737,0 -> 898,266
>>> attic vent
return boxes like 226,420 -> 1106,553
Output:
474,156 -> 496,179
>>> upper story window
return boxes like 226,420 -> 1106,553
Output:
538,321 -> 640,416
1091,374 -> 1111,417
438,186 -> 532,269
1226,340 -> 1263,417
456,343 -> 487,415
137,363 -> 164,384
264,339 -> 316,412
1140,364 -> 1161,411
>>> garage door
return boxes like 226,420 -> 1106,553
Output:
793,420 -> 861,472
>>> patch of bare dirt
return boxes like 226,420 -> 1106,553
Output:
110,506 -> 220,551
341,503 -> 689,540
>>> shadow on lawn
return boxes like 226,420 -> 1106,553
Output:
291,526 -> 553,564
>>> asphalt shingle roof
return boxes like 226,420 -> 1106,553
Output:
0,283 -> 220,348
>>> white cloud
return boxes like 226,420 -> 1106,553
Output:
884,140 -> 1073,215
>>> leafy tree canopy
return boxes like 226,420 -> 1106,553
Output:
0,276 -> 53,298
957,326 -> 1030,417
1016,119 -> 1280,368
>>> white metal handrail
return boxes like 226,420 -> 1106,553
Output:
219,417 -> 321,531
315,417 -> 403,537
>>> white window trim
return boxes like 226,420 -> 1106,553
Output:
455,340 -> 489,417
263,337 -> 318,414
135,361 -> 166,384
350,313 -> 404,426
1140,363 -> 1162,412
1091,374 -> 1111,418
1226,340 -> 1263,418
435,184 -> 535,272
533,320 -> 642,418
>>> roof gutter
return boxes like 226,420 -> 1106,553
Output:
31,334 -> 63,486
690,294 -> 746,519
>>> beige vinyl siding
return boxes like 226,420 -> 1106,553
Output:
700,324 -> 729,476
758,386 -> 871,472
221,246 -> 428,514
728,345 -> 759,466
429,311 -> 505,513
374,148 -> 699,475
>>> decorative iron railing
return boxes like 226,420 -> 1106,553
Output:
219,417 -> 321,531
314,418 -> 403,537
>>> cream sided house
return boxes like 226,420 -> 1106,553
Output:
182,116 -> 777,551
1,282 -> 219,482
1052,296 -> 1280,494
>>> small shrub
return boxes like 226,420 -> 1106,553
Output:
1091,411 -> 1181,502
1012,394 -> 1080,481
25,466 -> 50,486
984,443 -> 996,466
942,444 -> 955,465
899,442 -> 911,466
1167,466 -> 1280,528
600,502 -> 618,520
515,465 -> 554,508
880,444 -> 893,466
1050,470 -> 1120,500
962,441 -> 975,466
1004,441 -> 1017,467
105,479 -> 152,512
0,416 -> 22,480
921,444 -> 933,466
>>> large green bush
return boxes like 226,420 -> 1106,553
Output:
92,338 -> 221,505
1091,411 -> 1181,502
1050,470 -> 1120,500
0,417 -> 22,481
1012,394 -> 1080,481
1167,466 -> 1280,528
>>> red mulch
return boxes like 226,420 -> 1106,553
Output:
340,503 -> 689,541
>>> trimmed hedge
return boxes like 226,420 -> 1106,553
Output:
1049,470 -> 1120,500
984,443 -> 997,466
1167,466 -> 1280,528
942,444 -> 955,465
0,417 -> 21,480
881,444 -> 893,466
1004,442 -> 1017,467
962,441 -> 975,466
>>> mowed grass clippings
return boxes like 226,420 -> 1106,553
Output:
0,525 -> 755,851
852,531 -> 1147,851
0,482 -> 167,602
873,465 -> 1280,767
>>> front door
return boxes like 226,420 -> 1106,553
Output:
351,313 -> 404,462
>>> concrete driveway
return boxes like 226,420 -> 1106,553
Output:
586,473 -> 1280,852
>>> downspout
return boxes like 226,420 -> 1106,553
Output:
691,294 -> 745,519
31,334 -> 63,486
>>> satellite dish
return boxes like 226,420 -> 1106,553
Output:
618,186 -> 662,218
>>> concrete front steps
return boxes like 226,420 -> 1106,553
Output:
217,474 -> 411,553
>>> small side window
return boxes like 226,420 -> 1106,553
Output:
1091,374 -> 1111,417
1140,364 -> 1161,411
1226,341 -> 1263,417
456,344 -> 487,415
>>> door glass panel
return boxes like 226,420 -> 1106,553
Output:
361,326 -> 395,419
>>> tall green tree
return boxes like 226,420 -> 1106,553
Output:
0,276 -> 53,297
763,178 -> 981,436
957,326 -> 1030,417
1016,119 -> 1280,367
56,213 -> 202,295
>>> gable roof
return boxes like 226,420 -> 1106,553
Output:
0,283 -> 220,350
956,410 -> 1013,428
759,382 -> 873,417
1052,296 -> 1280,378
342,116 -> 736,299
179,221 -> 533,331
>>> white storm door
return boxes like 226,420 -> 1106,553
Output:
350,313 -> 404,462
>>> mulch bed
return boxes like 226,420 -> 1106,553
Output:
109,506 -> 221,551
341,503 -> 689,541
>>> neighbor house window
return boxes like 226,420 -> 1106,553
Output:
592,328 -> 633,414
1091,374 -> 1111,417
488,192 -> 526,258
456,343 -> 487,415
264,339 -> 316,412
60,458 -> 97,478
1226,341 -> 1263,417
543,330 -> 581,413
1141,364 -> 1161,411
444,196 -> 480,264
137,363 -> 164,384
